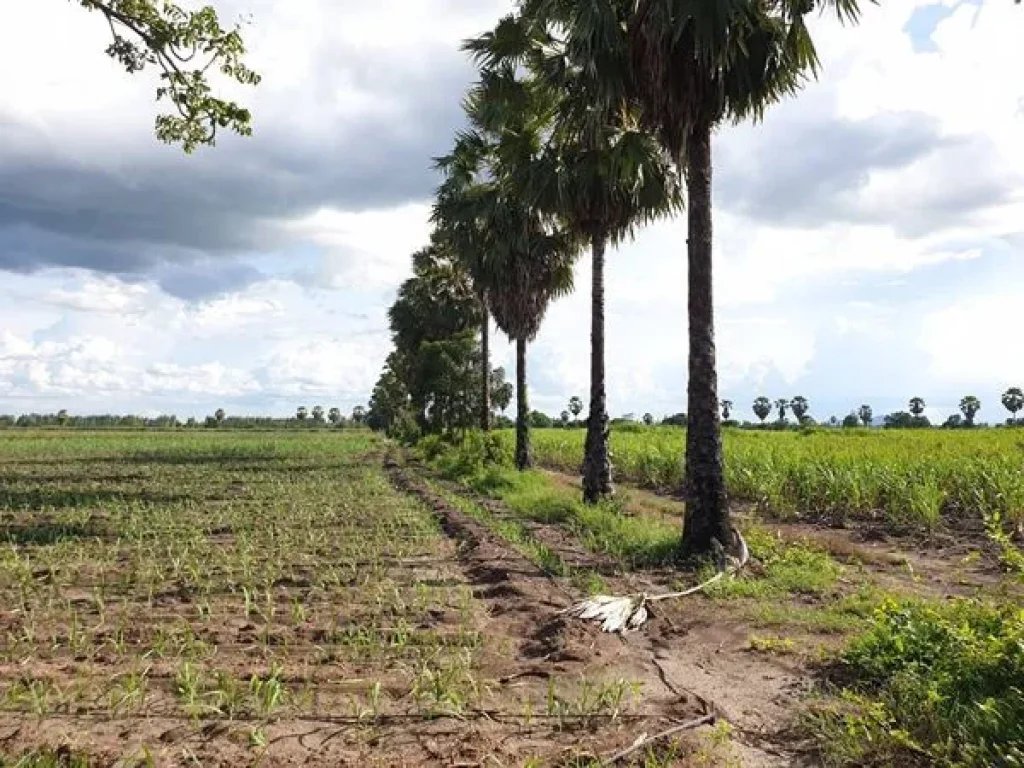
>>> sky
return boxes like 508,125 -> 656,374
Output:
0,0 -> 1022,424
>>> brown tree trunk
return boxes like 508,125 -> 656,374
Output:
680,117 -> 732,558
480,303 -> 491,432
582,232 -> 613,504
515,337 -> 532,470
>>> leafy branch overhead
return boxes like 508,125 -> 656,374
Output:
79,0 -> 260,152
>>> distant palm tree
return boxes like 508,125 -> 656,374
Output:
790,396 -> 809,423
351,406 -> 367,425
1001,388 -> 1023,424
568,396 -> 584,423
752,397 -> 772,425
858,405 -> 873,427
296,406 -> 308,421
909,397 -> 926,417
215,408 -> 225,424
775,398 -> 790,423
328,407 -> 342,425
959,395 -> 981,427
493,375 -> 514,416
720,400 -> 733,421
311,405 -> 325,423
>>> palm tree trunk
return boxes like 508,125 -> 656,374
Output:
582,232 -> 613,504
680,117 -> 732,558
515,337 -> 532,470
480,304 -> 491,432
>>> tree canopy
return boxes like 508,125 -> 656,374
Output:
79,0 -> 260,151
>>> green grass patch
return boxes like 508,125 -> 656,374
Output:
806,598 -> 1024,766
419,438 -> 680,568
701,524 -> 842,600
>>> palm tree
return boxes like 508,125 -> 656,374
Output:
351,406 -> 367,425
858,405 -> 873,427
433,148 -> 496,433
464,27 -> 682,503
214,408 -> 225,425
493,374 -> 514,416
620,0 -> 867,555
488,221 -> 576,469
1001,388 -> 1023,424
790,396 -> 809,423
562,396 -> 581,424
720,400 -> 733,421
752,397 -> 772,425
959,395 -> 981,427
443,82 -> 577,470
909,397 -> 926,417
328,407 -> 342,425
296,406 -> 308,422
775,398 -> 790,423
311,405 -> 325,423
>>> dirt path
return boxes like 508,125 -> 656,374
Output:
395,458 -> 820,766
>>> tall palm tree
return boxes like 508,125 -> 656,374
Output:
443,82 -> 577,469
465,15 -> 682,503
909,397 -> 926,417
433,147 -> 497,433
487,209 -> 576,469
624,0 -> 866,556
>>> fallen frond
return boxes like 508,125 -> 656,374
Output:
563,527 -> 749,633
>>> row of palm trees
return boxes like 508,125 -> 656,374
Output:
741,390 -> 1024,427
429,1 -> 867,557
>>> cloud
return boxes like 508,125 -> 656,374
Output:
0,0 -> 506,284
1,0 -> 1023,422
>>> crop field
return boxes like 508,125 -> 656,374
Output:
1,428 -> 1022,766
0,431 -> 714,766
525,427 -> 1024,531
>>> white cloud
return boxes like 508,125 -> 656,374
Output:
1,0 -> 1023,419
286,204 -> 433,290
920,285 -> 1024,387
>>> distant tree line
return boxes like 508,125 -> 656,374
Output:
0,406 -> 370,430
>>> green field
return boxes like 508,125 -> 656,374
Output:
0,430 -> 692,766
1,428 -> 1021,766
523,426 -> 1024,530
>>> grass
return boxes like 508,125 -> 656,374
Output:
805,598 -> 1024,766
420,434 -> 685,568
521,426 -> 1024,532
0,429 -> 673,763
419,435 -> 846,604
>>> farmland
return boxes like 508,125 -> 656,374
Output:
1,428 -> 1022,766
0,430 -> 728,766
526,427 -> 1024,532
